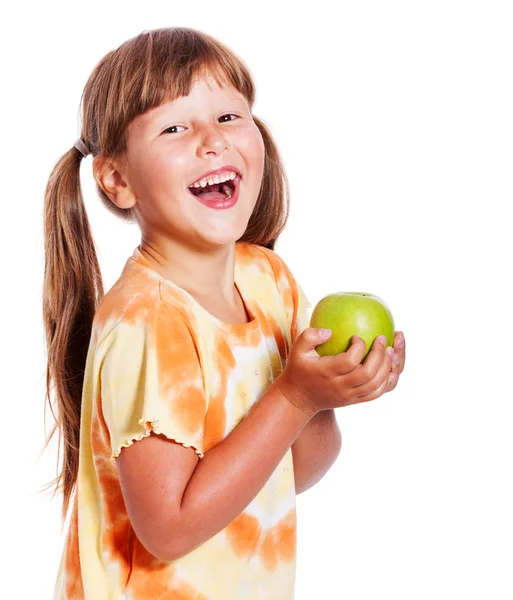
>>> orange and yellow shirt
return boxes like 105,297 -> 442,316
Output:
53,241 -> 311,600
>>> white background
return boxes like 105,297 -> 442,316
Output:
2,0 -> 512,598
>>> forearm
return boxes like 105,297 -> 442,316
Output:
170,382 -> 312,560
291,409 -> 342,494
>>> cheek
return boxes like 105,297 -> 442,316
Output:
139,152 -> 186,193
240,125 -> 265,177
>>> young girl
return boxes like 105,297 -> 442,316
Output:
42,26 -> 405,599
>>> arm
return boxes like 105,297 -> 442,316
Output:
291,409 -> 342,495
117,381 -> 313,562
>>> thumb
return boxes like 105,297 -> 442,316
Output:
295,327 -> 332,354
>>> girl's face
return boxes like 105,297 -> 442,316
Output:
120,73 -> 265,249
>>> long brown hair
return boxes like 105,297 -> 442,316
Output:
41,26 -> 291,525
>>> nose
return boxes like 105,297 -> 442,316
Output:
196,124 -> 228,156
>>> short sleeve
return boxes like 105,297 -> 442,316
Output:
100,299 -> 207,462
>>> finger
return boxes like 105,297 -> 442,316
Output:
348,369 -> 391,405
371,347 -> 395,392
323,335 -> 366,376
355,355 -> 391,403
394,345 -> 405,374
386,348 -> 404,391
400,336 -> 406,371
398,331 -> 405,350
393,332 -> 402,353
398,349 -> 405,374
340,335 -> 367,370
389,360 -> 399,378
396,332 -> 406,370
372,368 -> 395,398
352,343 -> 394,396
302,327 -> 336,358
391,333 -> 405,373
385,371 -> 399,393
351,335 -> 388,386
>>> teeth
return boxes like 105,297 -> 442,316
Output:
224,185 -> 233,199
190,171 -> 237,188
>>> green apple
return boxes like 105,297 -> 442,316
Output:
310,292 -> 395,361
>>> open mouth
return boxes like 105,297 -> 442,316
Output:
188,177 -> 239,200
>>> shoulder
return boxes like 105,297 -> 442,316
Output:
91,264 -> 189,350
236,242 -> 291,281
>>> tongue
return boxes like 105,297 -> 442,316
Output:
194,182 -> 229,203
197,191 -> 226,203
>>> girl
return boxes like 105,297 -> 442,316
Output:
42,26 -> 406,599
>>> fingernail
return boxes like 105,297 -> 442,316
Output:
379,335 -> 387,345
386,346 -> 395,357
320,328 -> 332,338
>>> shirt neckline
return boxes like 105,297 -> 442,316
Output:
128,243 -> 261,335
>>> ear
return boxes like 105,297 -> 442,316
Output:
93,154 -> 137,210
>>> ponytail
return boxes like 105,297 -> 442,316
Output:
40,146 -> 104,525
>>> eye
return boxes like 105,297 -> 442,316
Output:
219,113 -> 239,123
163,124 -> 186,135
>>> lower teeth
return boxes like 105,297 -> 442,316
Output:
192,184 -> 234,200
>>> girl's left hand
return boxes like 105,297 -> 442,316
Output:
385,331 -> 406,393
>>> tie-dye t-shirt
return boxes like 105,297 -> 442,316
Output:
53,241 -> 311,600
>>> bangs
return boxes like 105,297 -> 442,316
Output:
107,28 -> 255,145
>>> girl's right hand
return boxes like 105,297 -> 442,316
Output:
273,328 -> 395,418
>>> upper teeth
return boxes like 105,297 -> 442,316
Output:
190,171 -> 237,188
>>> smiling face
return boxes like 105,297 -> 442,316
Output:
111,72 -> 265,251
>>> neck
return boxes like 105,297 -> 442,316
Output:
138,237 -> 239,303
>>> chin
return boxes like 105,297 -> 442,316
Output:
203,224 -> 251,248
